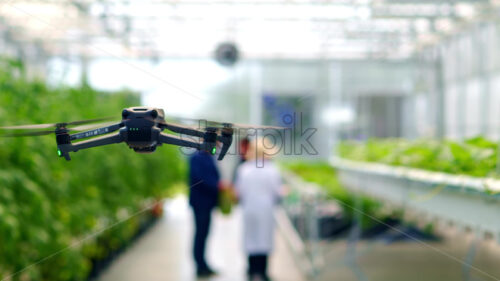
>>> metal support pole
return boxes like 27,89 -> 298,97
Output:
477,24 -> 491,136
435,46 -> 445,139
249,62 -> 262,125
345,192 -> 368,281
462,234 -> 479,281
307,193 -> 320,280
457,36 -> 468,139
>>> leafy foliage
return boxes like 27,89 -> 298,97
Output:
338,137 -> 498,178
0,58 -> 185,280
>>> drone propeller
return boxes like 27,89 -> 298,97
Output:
0,119 -> 117,138
162,117 -> 284,131
0,130 -> 57,137
0,117 -> 114,130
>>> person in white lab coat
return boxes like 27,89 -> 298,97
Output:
235,137 -> 283,281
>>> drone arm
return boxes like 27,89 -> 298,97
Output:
162,123 -> 233,160
158,133 -> 201,150
58,133 -> 124,160
70,133 -> 123,151
162,123 -> 205,138
70,123 -> 122,141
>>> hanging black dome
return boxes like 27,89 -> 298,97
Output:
215,42 -> 240,66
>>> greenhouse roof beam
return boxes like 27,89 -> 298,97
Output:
0,0 -> 497,61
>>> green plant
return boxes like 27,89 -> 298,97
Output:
338,137 -> 498,178
0,58 -> 185,280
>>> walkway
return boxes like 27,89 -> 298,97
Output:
97,196 -> 305,281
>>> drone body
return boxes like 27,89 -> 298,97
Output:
0,106 -> 281,161
121,106 -> 166,152
54,106 -> 233,161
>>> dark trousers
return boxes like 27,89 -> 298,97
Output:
192,207 -> 212,272
248,254 -> 269,280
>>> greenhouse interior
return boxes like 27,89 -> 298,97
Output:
3,0 -> 500,281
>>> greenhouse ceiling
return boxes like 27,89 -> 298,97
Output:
0,0 -> 498,60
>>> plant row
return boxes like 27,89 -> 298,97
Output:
338,137 -> 498,178
0,58 -> 185,281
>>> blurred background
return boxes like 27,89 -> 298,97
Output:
2,0 -> 500,280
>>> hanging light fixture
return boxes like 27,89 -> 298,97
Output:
214,42 -> 239,67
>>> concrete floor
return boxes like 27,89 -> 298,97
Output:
96,196 -> 305,281
314,234 -> 500,281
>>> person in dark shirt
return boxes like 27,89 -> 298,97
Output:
189,150 -> 220,277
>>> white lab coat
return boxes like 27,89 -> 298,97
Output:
235,160 -> 282,255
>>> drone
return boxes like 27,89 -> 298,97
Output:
0,107 -> 281,161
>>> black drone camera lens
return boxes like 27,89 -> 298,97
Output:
151,110 -> 158,118
122,109 -> 129,118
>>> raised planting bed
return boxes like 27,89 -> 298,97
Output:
331,156 -> 500,242
281,162 -> 383,231
277,162 -> 440,279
